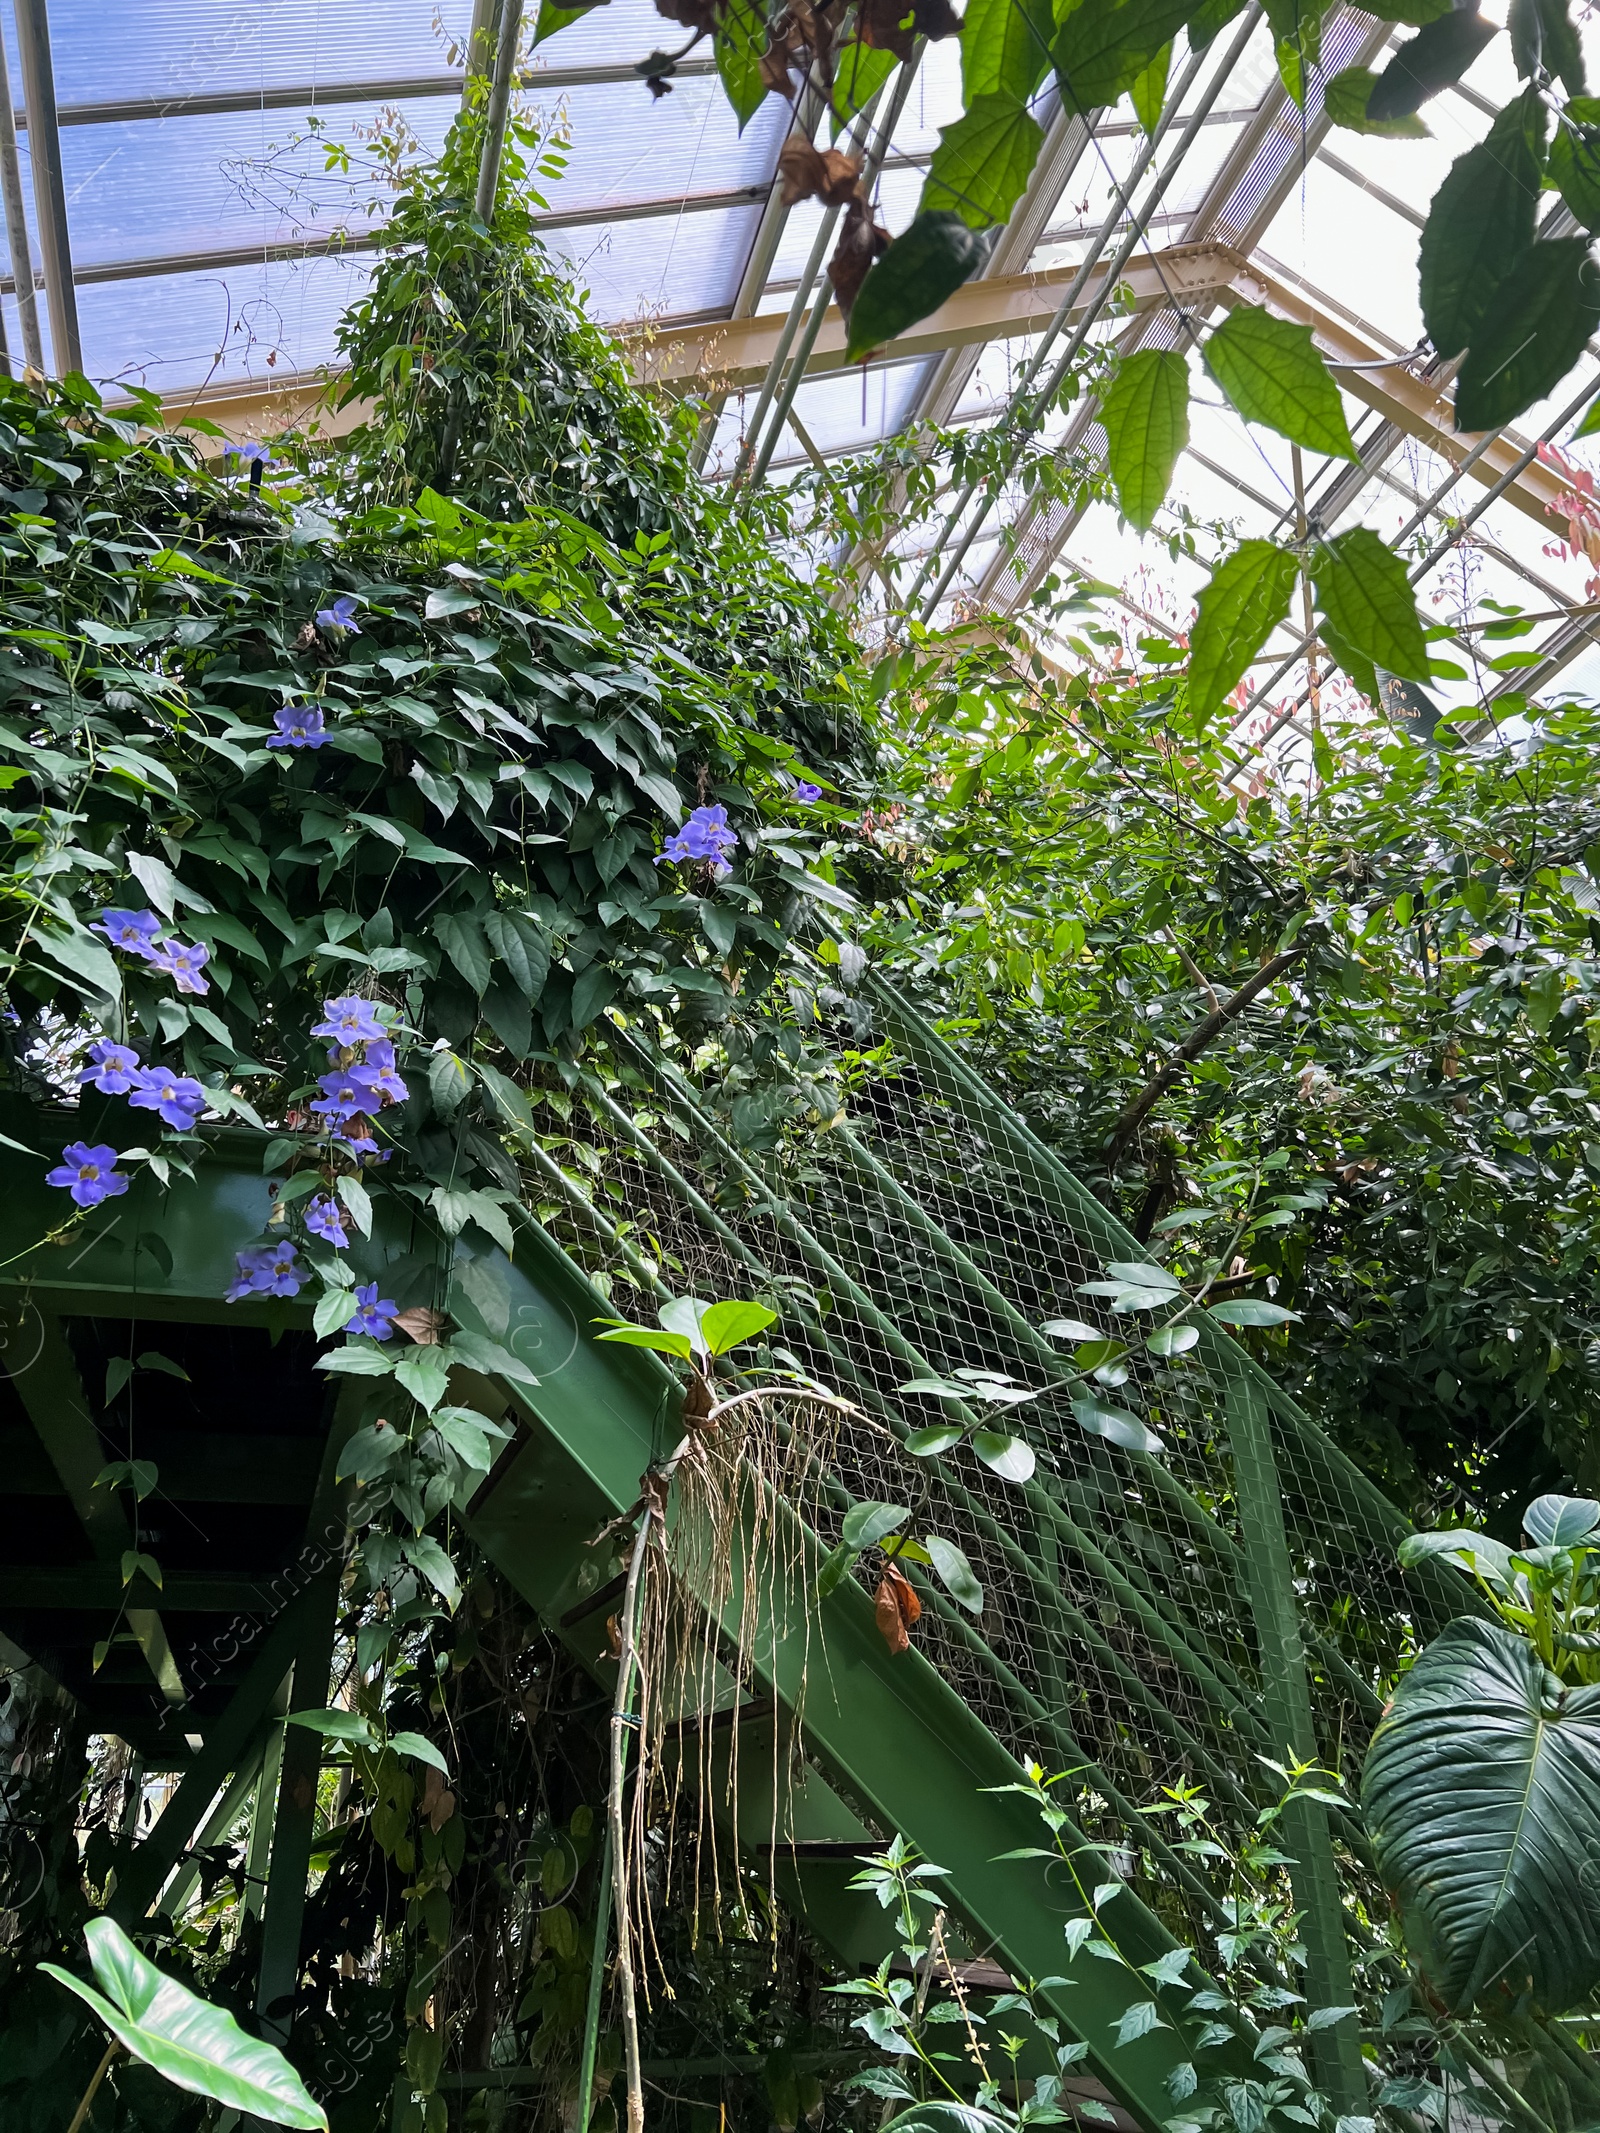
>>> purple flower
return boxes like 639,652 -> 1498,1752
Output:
78,1039 -> 141,1095
351,1060 -> 407,1108
793,779 -> 823,804
146,938 -> 211,996
94,908 -> 162,958
224,441 -> 275,465
128,1068 -> 207,1130
305,1194 -> 349,1248
364,1035 -> 396,1072
225,1240 -> 304,1301
658,803 -> 737,868
46,1140 -> 129,1208
315,595 -> 362,634
347,1282 -> 398,1339
312,996 -> 387,1046
336,1120 -> 390,1161
266,704 -> 328,751
311,1071 -> 366,1122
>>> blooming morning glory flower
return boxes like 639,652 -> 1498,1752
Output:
266,704 -> 328,751
146,938 -> 211,996
78,1039 -> 141,1095
224,441 -> 275,465
225,1241 -> 305,1300
793,779 -> 823,804
46,1141 -> 129,1208
312,1071 -> 367,1122
351,1060 -> 407,1107
128,1068 -> 207,1129
658,803 -> 738,868
336,1121 -> 390,1161
94,908 -> 162,957
347,1282 -> 398,1340
315,595 -> 362,634
312,997 -> 387,1046
305,1195 -> 349,1248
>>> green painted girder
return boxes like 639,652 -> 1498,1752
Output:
0,1105 -> 1251,2126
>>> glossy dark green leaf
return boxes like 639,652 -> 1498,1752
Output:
1322,65 -> 1429,138
1187,539 -> 1299,716
920,95 -> 1044,230
971,1430 -> 1036,1482
1053,0 -> 1199,112
1266,0 -> 1323,107
715,0 -> 771,130
41,1917 -> 328,2127
1548,101 -> 1600,230
434,911 -> 490,995
1204,304 -> 1356,458
960,0 -> 1054,100
1311,528 -> 1429,686
1454,239 -> 1600,431
1187,0 -> 1249,48
816,1539 -> 858,1599
532,0 -> 598,44
1100,347 -> 1190,531
389,1729 -> 450,1774
1419,90 -> 1544,358
924,1533 -> 984,1613
846,212 -> 990,359
484,908 -> 551,1000
1072,1398 -> 1166,1453
1206,1298 -> 1300,1327
832,42 -> 898,130
1362,1618 -> 1600,2014
842,1500 -> 909,1549
1367,8 -> 1498,120
1510,0 -> 1584,92
906,1424 -> 965,1455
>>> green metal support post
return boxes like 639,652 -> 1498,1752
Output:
255,1562 -> 340,2042
1228,1383 -> 1365,2109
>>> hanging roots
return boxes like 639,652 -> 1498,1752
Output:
618,1379 -> 852,1997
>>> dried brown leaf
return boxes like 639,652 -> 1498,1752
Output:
394,1306 -> 450,1346
874,1576 -> 911,1654
856,0 -> 959,59
828,190 -> 891,324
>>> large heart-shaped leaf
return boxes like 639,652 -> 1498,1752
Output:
1361,1618 -> 1600,2014
41,1918 -> 328,2127
1524,1494 -> 1600,1547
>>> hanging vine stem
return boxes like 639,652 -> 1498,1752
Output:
608,1489 -> 658,2133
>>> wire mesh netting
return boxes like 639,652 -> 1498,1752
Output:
506,975 -> 1477,2015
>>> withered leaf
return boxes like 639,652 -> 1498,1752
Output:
653,0 -> 720,27
778,137 -> 864,208
394,1306 -> 451,1346
828,190 -> 891,322
874,1576 -> 911,1654
857,0 -> 960,60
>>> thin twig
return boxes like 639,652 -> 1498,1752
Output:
609,1502 -> 654,2133
66,2040 -> 121,2133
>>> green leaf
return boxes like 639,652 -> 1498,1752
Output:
842,1501 -> 909,1549
1114,1998 -> 1168,2044
137,1351 -> 189,1381
389,1729 -> 450,1775
484,908 -> 551,1000
1053,0 -> 1199,109
447,1327 -> 538,1386
1311,526 -> 1429,683
431,1406 -> 499,1471
96,1458 -> 159,1500
106,1356 -> 134,1403
906,1424 -> 965,1455
404,1533 -> 461,1605
714,0 -> 771,129
335,1422 -> 402,1483
699,1299 -> 778,1355
434,911 -> 491,995
36,922 -> 122,1003
1322,65 -> 1429,138
1145,1324 -> 1199,1357
960,0 -> 1054,100
1100,348 -> 1190,531
594,1323 -> 695,1359
570,961 -> 616,1031
1523,1494 -> 1600,1546
1419,90 -> 1544,358
316,1344 -> 397,1376
41,1918 -> 328,2127
971,1430 -> 1036,1483
531,0 -> 599,43
1396,1528 -> 1517,1590
427,1048 -> 470,1116
1454,239 -> 1600,432
1188,0 -> 1250,48
1204,304 -> 1356,459
846,212 -> 990,360
816,1539 -> 859,1599
288,1707 -> 375,1743
1129,41 -> 1171,134
1187,540 -> 1299,716
1361,1618 -> 1600,2014
924,1533 -> 984,1613
1041,1317 -> 1101,1343
336,1172 -> 373,1238
920,95 -> 1044,230
314,1286 -> 359,1339
832,42 -> 898,130
1206,1298 -> 1300,1326
1549,101 -> 1600,231
1368,6 -> 1498,118
121,1549 -> 162,1590
1073,1398 -> 1165,1453
396,1345 -> 453,1413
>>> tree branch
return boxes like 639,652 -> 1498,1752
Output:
1104,946 -> 1306,1171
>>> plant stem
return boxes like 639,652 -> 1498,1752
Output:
573,1820 -> 615,2133
608,1501 -> 654,2133
66,2039 -> 120,2133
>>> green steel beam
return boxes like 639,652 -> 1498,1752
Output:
0,1568 -> 283,1610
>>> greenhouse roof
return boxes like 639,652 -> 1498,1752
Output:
4,0 -> 1600,718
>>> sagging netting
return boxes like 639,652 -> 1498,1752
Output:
507,972 -> 1465,1986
